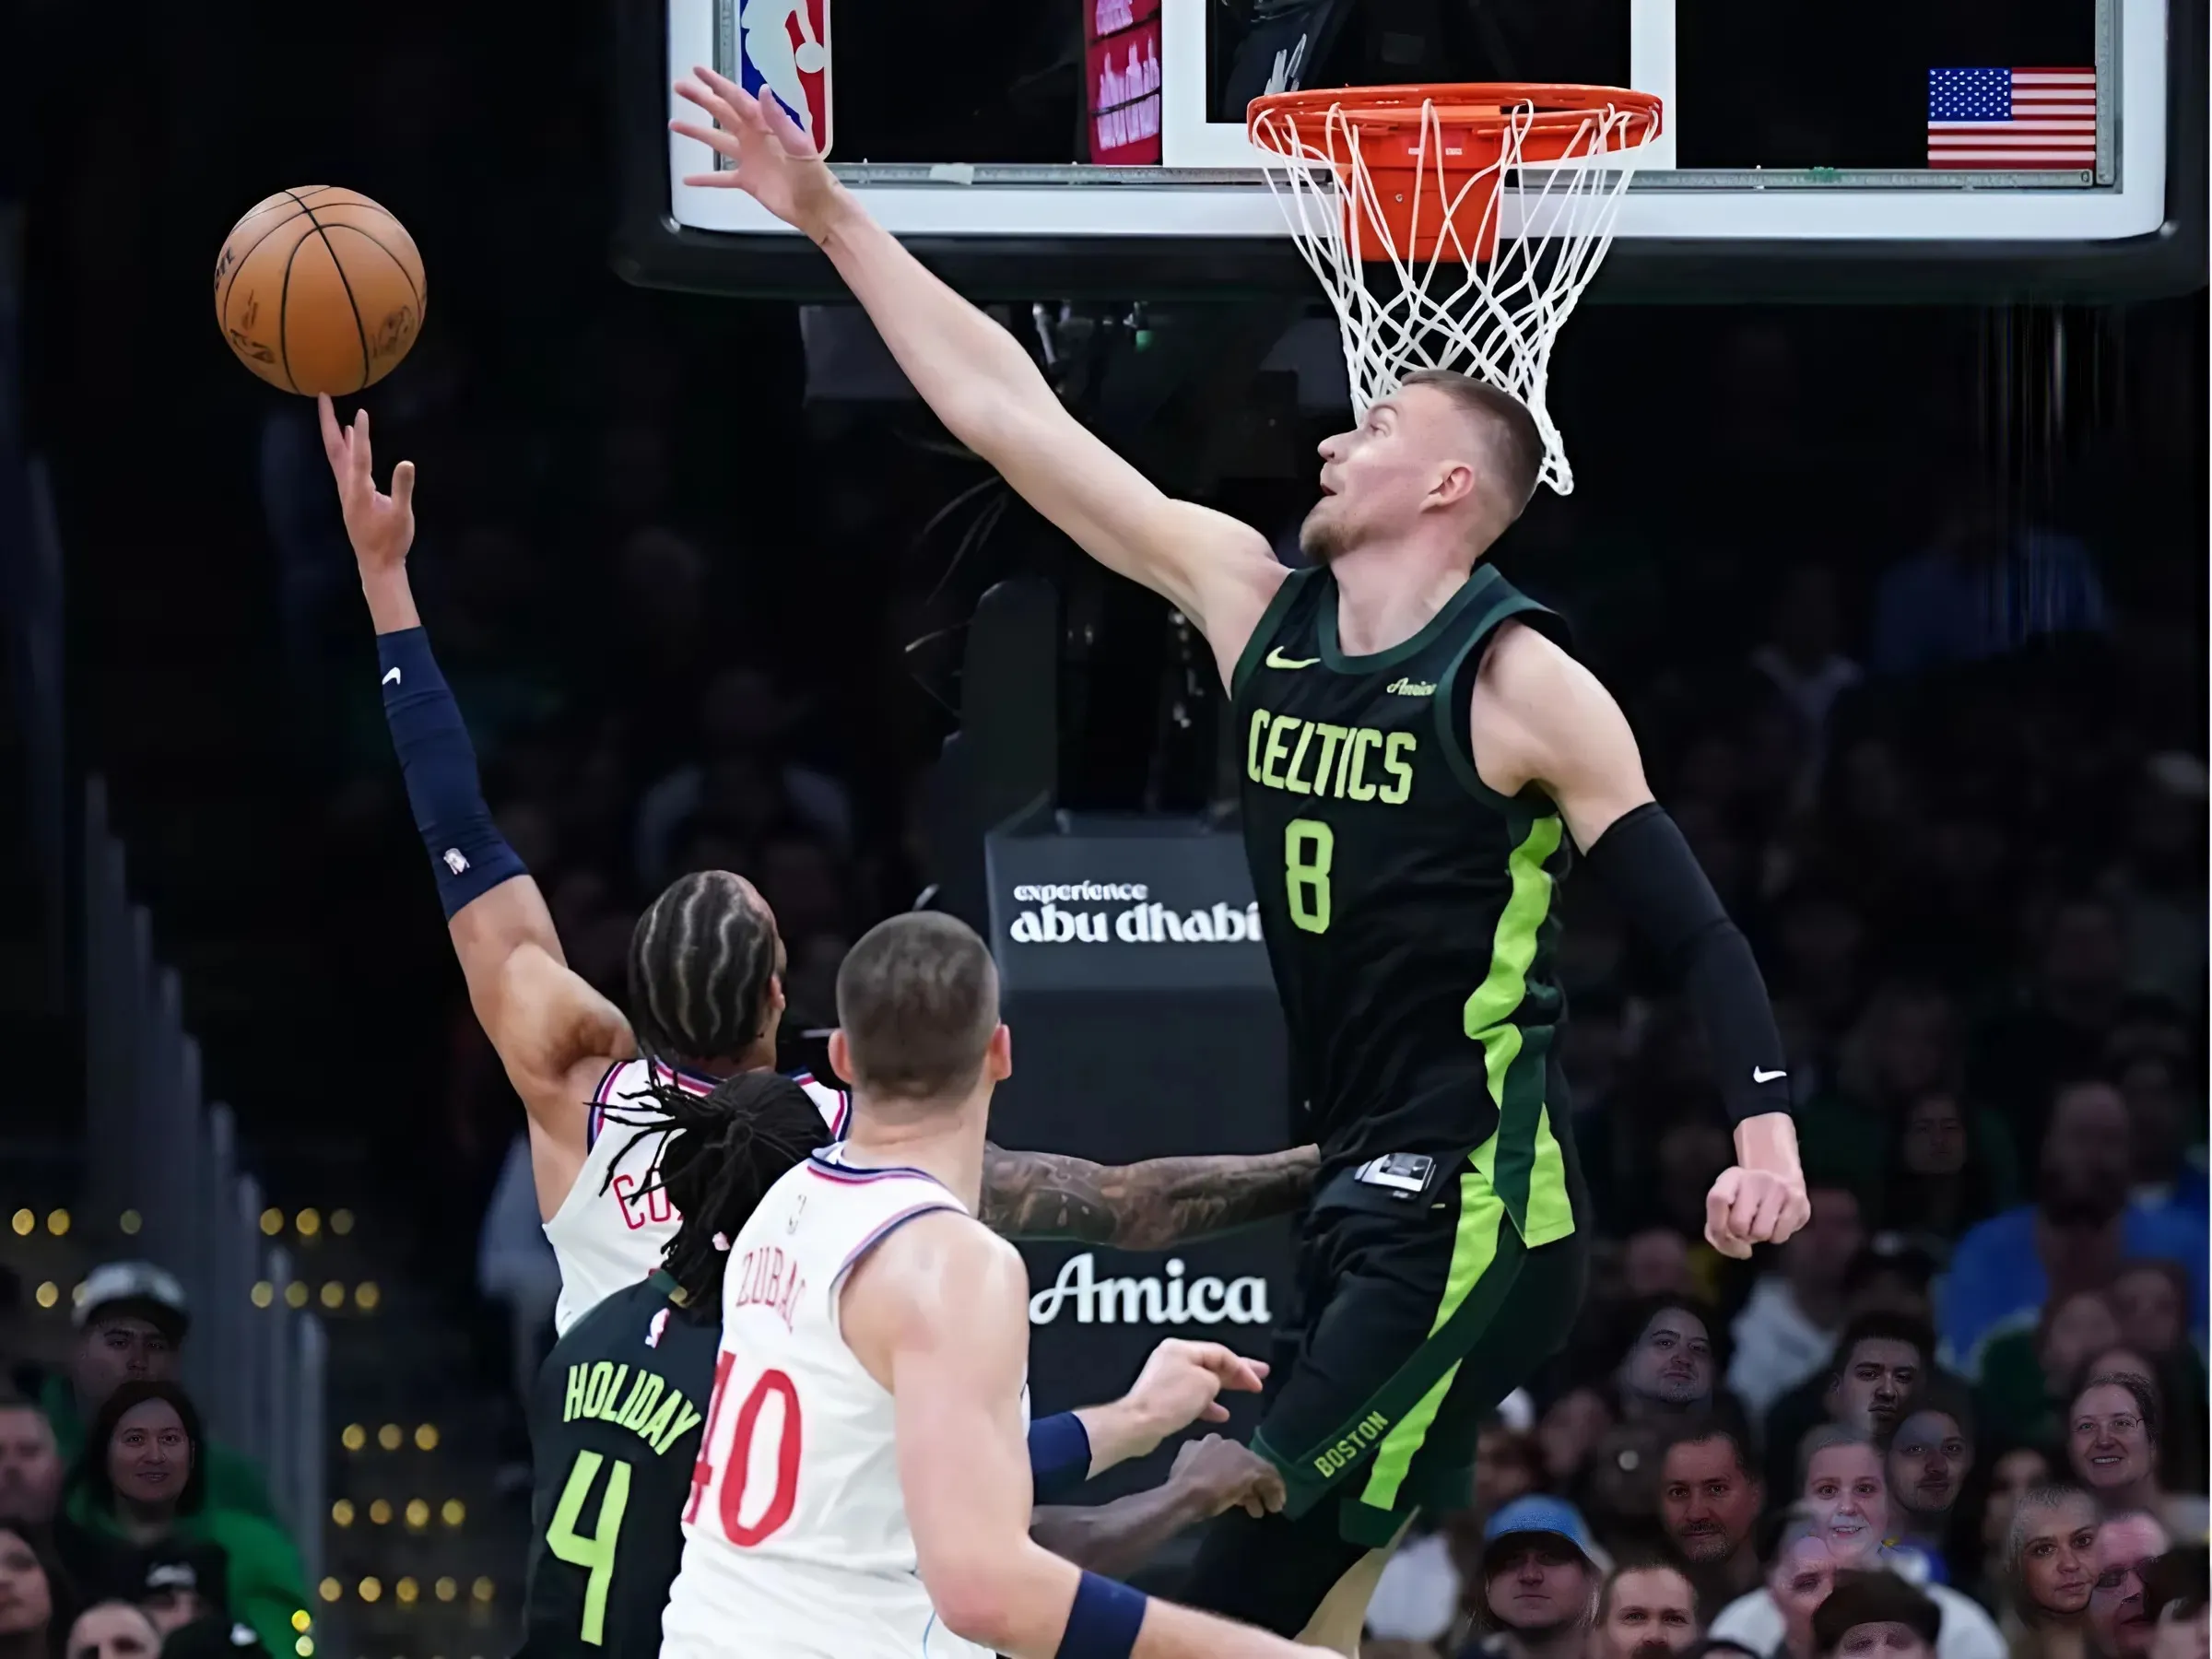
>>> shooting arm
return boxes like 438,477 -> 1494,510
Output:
361,570 -> 630,1193
810,197 -> 1283,654
978,1145 -> 1318,1251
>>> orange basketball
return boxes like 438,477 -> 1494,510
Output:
213,187 -> 427,395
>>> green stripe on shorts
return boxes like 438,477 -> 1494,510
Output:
1355,1168 -> 1507,1512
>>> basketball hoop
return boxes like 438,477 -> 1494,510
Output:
1247,84 -> 1664,495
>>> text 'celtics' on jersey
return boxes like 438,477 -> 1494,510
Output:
1231,562 -> 1583,1246
520,1273 -> 716,1657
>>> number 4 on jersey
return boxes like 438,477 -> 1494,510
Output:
547,1450 -> 632,1645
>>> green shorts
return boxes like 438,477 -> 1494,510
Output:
1247,1153 -> 1589,1547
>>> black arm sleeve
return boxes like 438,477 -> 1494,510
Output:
1583,802 -> 1794,1125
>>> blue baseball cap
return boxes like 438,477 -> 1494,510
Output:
1482,1495 -> 1603,1571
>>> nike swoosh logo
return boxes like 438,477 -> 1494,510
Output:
382,667 -> 402,686
1265,648 -> 1319,670
1752,1067 -> 1787,1083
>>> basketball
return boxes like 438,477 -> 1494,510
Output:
794,41 -> 827,74
213,187 -> 427,396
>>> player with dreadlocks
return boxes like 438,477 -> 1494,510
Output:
323,400 -> 1320,1337
519,1067 -> 830,1658
524,1016 -> 1292,1658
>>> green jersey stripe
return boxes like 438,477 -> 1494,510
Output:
1355,1166 -> 1509,1512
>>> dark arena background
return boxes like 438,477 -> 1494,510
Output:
3,0 -> 2207,1654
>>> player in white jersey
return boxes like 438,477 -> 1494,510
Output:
322,395 -> 1323,1336
664,912 -> 1335,1659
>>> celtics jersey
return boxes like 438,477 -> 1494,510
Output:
1232,562 -> 1582,1246
521,1274 -> 714,1657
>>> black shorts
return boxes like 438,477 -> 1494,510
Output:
1179,1153 -> 1588,1634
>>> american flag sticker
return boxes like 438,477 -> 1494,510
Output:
1927,68 -> 2096,169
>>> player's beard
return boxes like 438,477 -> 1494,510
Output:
1299,494 -> 1356,563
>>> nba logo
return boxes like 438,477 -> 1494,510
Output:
735,0 -> 834,158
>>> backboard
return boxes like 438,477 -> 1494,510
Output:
615,0 -> 2204,300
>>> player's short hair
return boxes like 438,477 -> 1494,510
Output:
835,912 -> 999,1103
628,871 -> 778,1065
613,1069 -> 832,1311
1398,370 -> 1544,517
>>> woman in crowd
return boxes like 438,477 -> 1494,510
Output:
2065,1372 -> 2210,1541
2091,1288 -> 2211,1497
1998,1484 -> 2100,1659
54,1384 -> 305,1657
0,1525 -> 73,1659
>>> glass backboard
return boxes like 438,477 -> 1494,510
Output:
614,0 -> 2204,300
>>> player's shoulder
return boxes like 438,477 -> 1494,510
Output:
1472,617 -> 1613,717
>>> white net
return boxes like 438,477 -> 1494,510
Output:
1251,93 -> 1659,496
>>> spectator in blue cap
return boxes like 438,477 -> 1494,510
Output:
1459,1497 -> 1609,1659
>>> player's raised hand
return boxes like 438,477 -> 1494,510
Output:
1169,1435 -> 1288,1520
1703,1164 -> 1813,1259
671,66 -> 841,239
318,394 -> 415,573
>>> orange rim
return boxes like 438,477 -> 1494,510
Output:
1246,81 -> 1664,150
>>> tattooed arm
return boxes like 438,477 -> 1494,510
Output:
977,1143 -> 1318,1251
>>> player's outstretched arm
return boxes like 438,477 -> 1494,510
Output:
978,1144 -> 1318,1250
321,397 -> 631,1209
845,1216 -> 1315,1659
1467,622 -> 1810,1259
1031,1436 -> 1285,1577
1066,1337 -> 1270,1477
670,69 -> 1287,678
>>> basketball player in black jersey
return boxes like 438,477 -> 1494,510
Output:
675,68 -> 1816,1652
524,1072 -> 1296,1656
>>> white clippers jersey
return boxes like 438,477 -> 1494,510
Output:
659,1149 -> 1012,1659
543,1059 -> 851,1336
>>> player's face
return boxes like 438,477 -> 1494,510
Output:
1300,385 -> 1470,562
